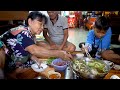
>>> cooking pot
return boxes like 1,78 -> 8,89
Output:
70,57 -> 111,79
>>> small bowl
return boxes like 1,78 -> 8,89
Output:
47,70 -> 61,79
31,63 -> 48,72
51,58 -> 69,71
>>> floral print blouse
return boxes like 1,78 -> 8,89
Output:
1,25 -> 35,71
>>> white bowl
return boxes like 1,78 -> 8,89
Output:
31,63 -> 48,72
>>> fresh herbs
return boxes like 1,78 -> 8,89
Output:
46,57 -> 56,65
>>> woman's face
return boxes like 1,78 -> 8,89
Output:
94,28 -> 106,38
28,18 -> 44,35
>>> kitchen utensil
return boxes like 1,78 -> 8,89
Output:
31,63 -> 48,73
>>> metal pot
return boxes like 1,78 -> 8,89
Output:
70,57 -> 111,79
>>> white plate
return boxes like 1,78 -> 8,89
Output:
31,63 -> 48,72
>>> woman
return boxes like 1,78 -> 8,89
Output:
1,11 -> 73,76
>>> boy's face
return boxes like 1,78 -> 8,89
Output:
94,28 -> 106,38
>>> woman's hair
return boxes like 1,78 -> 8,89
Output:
25,11 -> 47,26
94,16 -> 110,31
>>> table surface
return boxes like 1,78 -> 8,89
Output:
6,51 -> 120,79
8,66 -> 120,79
104,69 -> 120,79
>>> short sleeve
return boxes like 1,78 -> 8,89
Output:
86,30 -> 94,45
85,30 -> 95,52
20,30 -> 35,49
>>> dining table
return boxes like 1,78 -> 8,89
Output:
6,51 -> 120,79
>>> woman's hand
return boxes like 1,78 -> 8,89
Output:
59,51 -> 73,61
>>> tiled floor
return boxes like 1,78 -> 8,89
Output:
39,28 -> 89,51
68,28 -> 88,51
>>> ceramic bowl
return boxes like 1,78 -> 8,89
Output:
31,63 -> 48,72
51,58 -> 69,71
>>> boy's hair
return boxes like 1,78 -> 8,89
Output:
25,11 -> 47,26
94,16 -> 110,31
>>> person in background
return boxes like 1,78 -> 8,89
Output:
1,11 -> 73,75
37,11 -> 76,53
80,16 -> 112,59
0,41 -> 5,79
79,16 -> 84,29
102,34 -> 120,64
83,16 -> 88,30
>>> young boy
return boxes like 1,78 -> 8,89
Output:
81,16 -> 112,59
